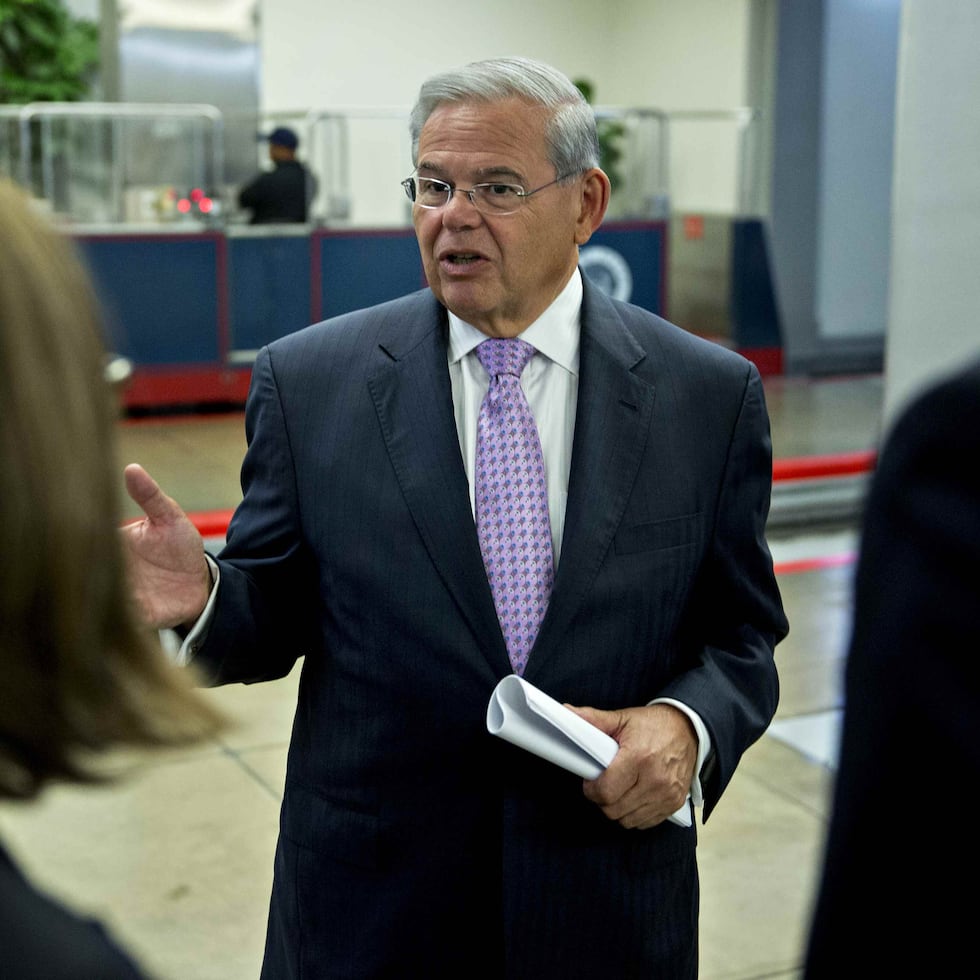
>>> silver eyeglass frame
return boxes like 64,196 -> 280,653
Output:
400,172 -> 577,216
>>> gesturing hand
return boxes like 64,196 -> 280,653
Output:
568,703 -> 698,830
121,463 -> 212,630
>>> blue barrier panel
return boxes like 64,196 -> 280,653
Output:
314,230 -> 424,321
76,233 -> 223,365
581,222 -> 667,316
70,221 -> 666,406
228,233 -> 312,351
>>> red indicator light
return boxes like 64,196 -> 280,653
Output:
190,188 -> 204,202
177,198 -> 192,213
198,197 -> 213,214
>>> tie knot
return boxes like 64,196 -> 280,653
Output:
476,338 -> 536,379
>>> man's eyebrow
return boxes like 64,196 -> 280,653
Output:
415,160 -> 447,178
415,162 -> 526,183
473,166 -> 524,183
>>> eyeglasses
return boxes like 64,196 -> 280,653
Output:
401,173 -> 576,216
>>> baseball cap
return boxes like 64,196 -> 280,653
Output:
260,126 -> 299,150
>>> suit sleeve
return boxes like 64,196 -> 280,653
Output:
659,365 -> 787,817
192,346 -> 320,685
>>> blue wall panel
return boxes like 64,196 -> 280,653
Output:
77,235 -> 221,364
316,231 -> 424,320
229,235 -> 311,350
582,223 -> 666,316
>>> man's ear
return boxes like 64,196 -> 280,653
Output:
574,169 -> 611,246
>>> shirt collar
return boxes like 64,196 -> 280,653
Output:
447,267 -> 582,375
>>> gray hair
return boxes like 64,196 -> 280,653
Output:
409,57 -> 601,178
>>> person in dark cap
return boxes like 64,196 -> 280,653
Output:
238,126 -> 315,224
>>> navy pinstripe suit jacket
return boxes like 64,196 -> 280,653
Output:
196,278 -> 787,979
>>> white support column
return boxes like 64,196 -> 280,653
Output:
885,1 -> 980,425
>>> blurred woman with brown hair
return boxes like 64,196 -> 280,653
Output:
0,178 -> 225,978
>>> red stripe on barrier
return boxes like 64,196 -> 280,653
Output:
773,553 -> 856,576
121,366 -> 252,410
740,346 -> 784,377
187,509 -> 236,538
773,450 -> 876,482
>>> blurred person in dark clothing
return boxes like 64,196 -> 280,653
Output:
805,358 -> 980,978
238,126 -> 315,224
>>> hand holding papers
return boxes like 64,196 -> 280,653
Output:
486,675 -> 692,827
487,674 -> 617,779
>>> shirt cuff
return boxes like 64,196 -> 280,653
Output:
159,555 -> 220,667
649,697 -> 712,808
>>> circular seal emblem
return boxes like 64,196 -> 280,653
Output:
579,245 -> 633,302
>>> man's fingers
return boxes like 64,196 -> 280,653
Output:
124,463 -> 180,524
566,704 -> 624,740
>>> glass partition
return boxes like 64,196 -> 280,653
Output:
307,108 -> 412,228
306,111 -> 351,223
4,103 -> 763,229
15,103 -> 223,226
595,107 -> 670,220
663,108 -> 764,216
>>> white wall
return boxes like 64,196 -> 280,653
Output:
603,0 -> 753,215
258,0 -> 757,217
884,0 -> 980,423
258,0 -> 604,110
600,0 -> 751,107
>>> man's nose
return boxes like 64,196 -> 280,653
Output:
441,189 -> 482,227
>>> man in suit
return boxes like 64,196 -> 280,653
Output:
123,57 -> 787,978
805,359 -> 980,978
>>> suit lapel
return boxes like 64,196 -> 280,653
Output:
367,293 -> 511,676
526,283 -> 657,679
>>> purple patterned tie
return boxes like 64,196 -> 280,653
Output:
475,339 -> 554,675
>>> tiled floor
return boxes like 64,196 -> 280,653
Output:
0,373 -> 884,979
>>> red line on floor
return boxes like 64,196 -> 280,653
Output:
773,553 -> 856,575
